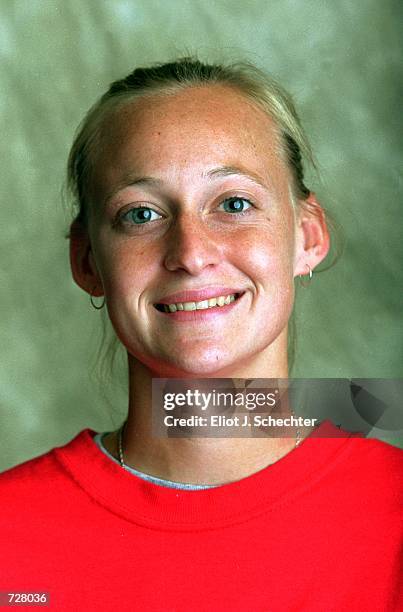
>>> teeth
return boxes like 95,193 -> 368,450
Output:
161,293 -> 238,313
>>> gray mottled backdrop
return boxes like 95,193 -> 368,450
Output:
1,0 -> 402,470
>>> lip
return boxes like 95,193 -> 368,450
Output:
154,291 -> 245,322
154,286 -> 244,305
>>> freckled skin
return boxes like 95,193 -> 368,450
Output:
69,84 -> 331,477
79,85 -> 327,378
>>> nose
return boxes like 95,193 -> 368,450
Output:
163,213 -> 222,275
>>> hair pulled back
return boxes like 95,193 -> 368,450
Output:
67,56 -> 313,228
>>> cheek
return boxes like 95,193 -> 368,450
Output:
93,238 -> 159,298
235,223 -> 295,284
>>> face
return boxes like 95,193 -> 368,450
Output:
77,85 -> 316,376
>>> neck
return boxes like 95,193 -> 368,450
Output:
104,333 -> 304,485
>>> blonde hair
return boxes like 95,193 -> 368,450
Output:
67,56 -> 315,228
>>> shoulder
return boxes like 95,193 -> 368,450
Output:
318,420 -> 402,474
0,455 -> 56,496
346,435 -> 403,472
0,429 -> 93,498
333,436 -> 403,509
0,451 -> 63,525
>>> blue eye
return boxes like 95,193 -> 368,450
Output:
119,198 -> 252,227
122,207 -> 161,224
219,197 -> 253,214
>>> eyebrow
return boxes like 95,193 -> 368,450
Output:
204,165 -> 269,190
104,165 -> 269,207
103,175 -> 162,207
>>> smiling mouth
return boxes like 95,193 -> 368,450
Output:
154,292 -> 243,313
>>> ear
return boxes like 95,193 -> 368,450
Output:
293,192 -> 330,277
69,221 -> 104,296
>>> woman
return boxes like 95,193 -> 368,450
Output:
1,57 -> 401,611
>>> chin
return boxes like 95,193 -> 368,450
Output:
144,347 -> 241,378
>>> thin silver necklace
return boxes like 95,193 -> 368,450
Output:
117,420 -> 128,468
117,413 -> 301,470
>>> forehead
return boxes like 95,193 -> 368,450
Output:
91,85 -> 287,195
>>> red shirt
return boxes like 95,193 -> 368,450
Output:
0,420 -> 402,611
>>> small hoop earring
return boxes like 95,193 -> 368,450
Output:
298,264 -> 313,288
90,290 -> 105,310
